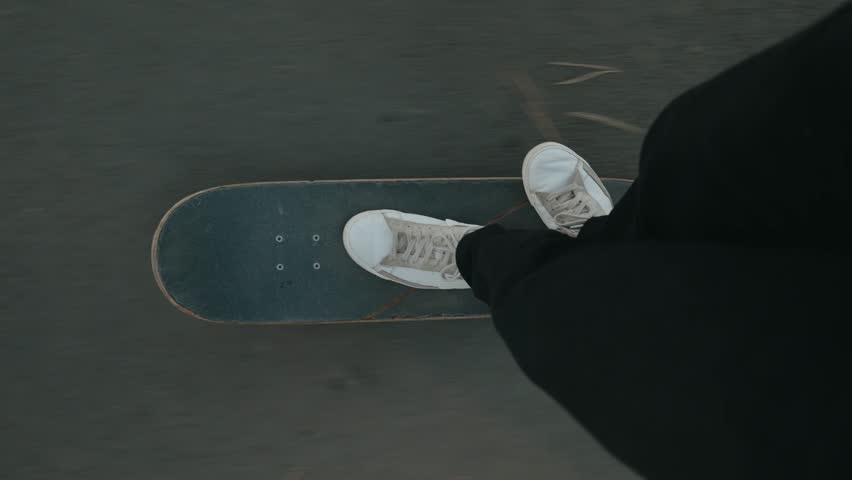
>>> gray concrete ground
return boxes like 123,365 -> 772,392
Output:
1,1 -> 844,478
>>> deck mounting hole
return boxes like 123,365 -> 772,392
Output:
312,234 -> 321,242
313,262 -> 321,270
275,234 -> 284,243
276,263 -> 284,271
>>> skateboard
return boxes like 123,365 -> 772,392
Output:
152,177 -> 632,324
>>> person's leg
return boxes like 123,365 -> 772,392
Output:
583,2 -> 852,246
457,227 -> 849,479
456,224 -> 574,307
456,5 -> 852,478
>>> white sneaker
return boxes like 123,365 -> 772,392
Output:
343,210 -> 480,289
522,142 -> 613,237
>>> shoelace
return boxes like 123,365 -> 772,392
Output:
391,223 -> 474,280
545,188 -> 595,230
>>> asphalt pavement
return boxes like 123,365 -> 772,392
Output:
1,1 -> 844,478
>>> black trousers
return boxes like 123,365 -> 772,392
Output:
457,4 -> 852,479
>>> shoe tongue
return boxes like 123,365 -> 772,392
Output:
396,232 -> 409,254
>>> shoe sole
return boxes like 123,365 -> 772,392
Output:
521,141 -> 612,234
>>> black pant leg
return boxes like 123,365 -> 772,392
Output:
584,3 -> 852,246
457,224 -> 574,308
458,227 -> 849,479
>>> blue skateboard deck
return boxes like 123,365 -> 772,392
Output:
152,178 -> 632,324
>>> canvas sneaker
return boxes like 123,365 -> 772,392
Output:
522,142 -> 614,237
343,210 -> 480,289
